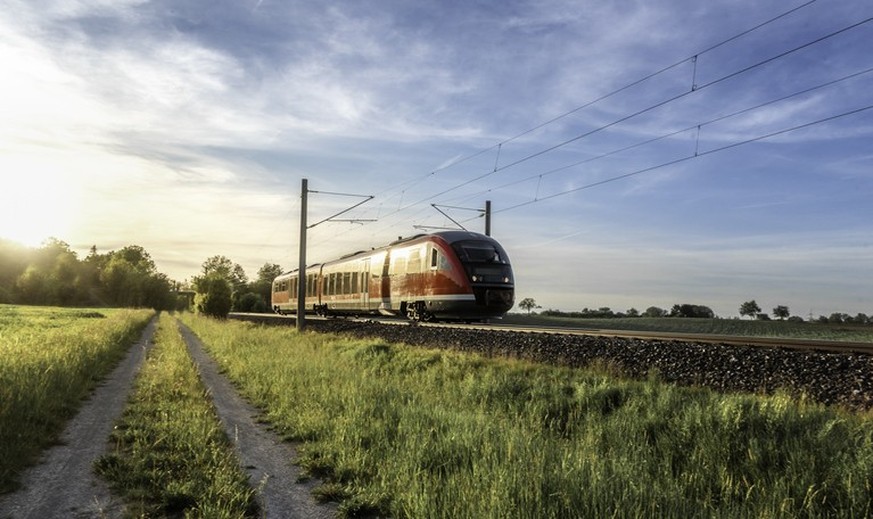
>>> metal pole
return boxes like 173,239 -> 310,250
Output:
484,200 -> 491,236
297,178 -> 308,331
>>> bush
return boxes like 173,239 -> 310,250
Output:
234,292 -> 268,313
193,273 -> 232,318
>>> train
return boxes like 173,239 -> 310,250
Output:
271,231 -> 514,321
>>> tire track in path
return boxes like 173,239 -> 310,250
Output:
178,322 -> 336,519
0,317 -> 158,519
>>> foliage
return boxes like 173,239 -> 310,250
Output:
251,263 -> 282,309
235,292 -> 268,313
194,273 -> 233,318
0,238 -> 176,310
739,300 -> 762,319
517,297 -> 540,314
95,314 -> 257,517
772,305 -> 790,320
0,305 -> 153,492
181,314 -> 873,518
670,303 -> 714,318
643,306 -> 668,318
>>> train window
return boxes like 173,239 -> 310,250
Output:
351,271 -> 358,293
430,249 -> 438,269
391,256 -> 406,276
408,248 -> 421,274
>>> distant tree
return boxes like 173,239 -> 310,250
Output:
194,273 -> 232,318
250,262 -> 283,308
671,304 -> 715,319
643,306 -> 667,318
518,297 -> 540,315
626,308 -> 640,317
829,312 -> 848,324
772,305 -> 790,320
201,255 -> 248,290
739,300 -> 761,319
855,313 -> 870,325
235,292 -> 268,313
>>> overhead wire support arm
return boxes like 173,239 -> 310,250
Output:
307,194 -> 375,229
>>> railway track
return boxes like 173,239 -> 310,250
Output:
229,312 -> 873,355
229,312 -> 873,410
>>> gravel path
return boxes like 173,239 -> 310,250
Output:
0,317 -> 158,519
178,323 -> 336,519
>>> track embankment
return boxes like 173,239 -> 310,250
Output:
234,315 -> 873,410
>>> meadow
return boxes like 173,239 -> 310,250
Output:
502,314 -> 873,342
180,313 -> 873,518
0,304 -> 153,493
95,312 -> 256,517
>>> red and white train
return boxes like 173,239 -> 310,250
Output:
271,231 -> 514,321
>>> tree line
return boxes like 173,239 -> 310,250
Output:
517,297 -> 872,325
0,238 -> 283,316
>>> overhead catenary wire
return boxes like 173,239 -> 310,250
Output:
443,65 -> 873,207
472,103 -> 873,217
354,0 -> 821,214
307,2 -> 870,250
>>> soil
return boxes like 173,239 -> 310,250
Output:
0,318 -> 336,519
178,323 -> 336,518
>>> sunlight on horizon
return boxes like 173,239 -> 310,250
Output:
0,156 -> 81,248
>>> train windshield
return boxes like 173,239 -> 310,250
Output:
452,241 -> 509,264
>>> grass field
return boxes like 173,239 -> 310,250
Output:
181,313 -> 873,518
0,304 -> 153,493
95,313 -> 257,517
501,313 -> 873,342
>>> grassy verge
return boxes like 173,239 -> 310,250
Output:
0,304 -> 153,493
95,313 -> 257,517
180,313 -> 873,518
501,313 -> 873,342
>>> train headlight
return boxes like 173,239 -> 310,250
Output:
471,275 -> 479,282
503,277 -> 510,283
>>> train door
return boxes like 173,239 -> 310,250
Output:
361,258 -> 370,310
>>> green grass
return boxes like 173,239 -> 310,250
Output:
502,313 -> 873,342
95,313 -> 257,518
0,304 -> 154,493
180,313 -> 873,518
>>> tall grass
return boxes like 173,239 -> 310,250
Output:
95,313 -> 257,517
0,305 -> 153,493
181,314 -> 873,518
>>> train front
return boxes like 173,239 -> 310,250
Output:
445,232 -> 515,318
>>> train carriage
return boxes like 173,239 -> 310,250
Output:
271,231 -> 514,321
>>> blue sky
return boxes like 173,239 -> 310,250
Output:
1,0 -> 871,317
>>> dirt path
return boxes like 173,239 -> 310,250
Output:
0,318 -> 158,519
178,323 -> 337,519
0,318 -> 333,519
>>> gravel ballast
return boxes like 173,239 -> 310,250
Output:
239,316 -> 873,411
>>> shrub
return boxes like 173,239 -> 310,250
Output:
194,273 -> 232,318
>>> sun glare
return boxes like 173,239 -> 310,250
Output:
0,156 -> 79,247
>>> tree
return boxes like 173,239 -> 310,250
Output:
739,300 -> 761,319
194,273 -> 233,318
671,304 -> 715,319
772,305 -> 790,320
643,306 -> 667,318
250,262 -> 283,309
518,297 -> 540,315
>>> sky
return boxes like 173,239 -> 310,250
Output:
1,0 -> 871,318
